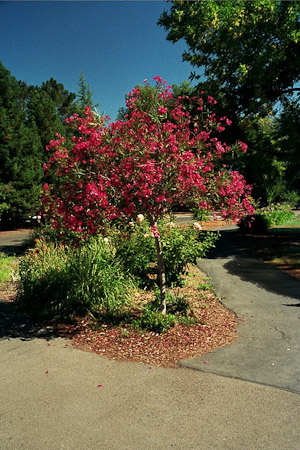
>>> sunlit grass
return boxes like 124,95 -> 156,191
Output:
0,253 -> 18,283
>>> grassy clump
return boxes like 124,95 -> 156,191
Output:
0,252 -> 18,284
17,236 -> 135,319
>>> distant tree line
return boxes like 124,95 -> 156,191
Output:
0,61 -> 95,228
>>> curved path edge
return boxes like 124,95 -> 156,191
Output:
180,255 -> 300,394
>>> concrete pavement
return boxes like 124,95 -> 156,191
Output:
1,324 -> 300,450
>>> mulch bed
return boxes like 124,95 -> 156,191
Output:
52,264 -> 238,368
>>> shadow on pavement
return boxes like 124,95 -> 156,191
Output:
205,229 -> 248,259
0,300 -> 56,341
223,258 -> 300,301
205,229 -> 300,301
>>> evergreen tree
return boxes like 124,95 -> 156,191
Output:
0,60 -> 78,228
0,61 -> 43,227
75,71 -> 93,114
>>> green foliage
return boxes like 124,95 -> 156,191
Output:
17,236 -> 135,319
260,203 -> 295,227
198,281 -> 213,291
109,221 -> 155,288
74,71 -> 100,115
132,308 -> 177,333
159,220 -> 218,286
239,203 -> 295,234
111,217 -> 218,288
0,253 -> 18,283
277,98 -> 300,197
158,2 -> 300,204
0,60 -> 77,228
159,1 -> 300,115
132,290 -> 196,333
192,206 -> 209,222
235,114 -> 289,204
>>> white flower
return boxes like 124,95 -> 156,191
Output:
166,222 -> 176,228
129,221 -> 135,227
193,222 -> 202,231
136,214 -> 145,223
103,237 -> 109,244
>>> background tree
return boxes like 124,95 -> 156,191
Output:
0,60 -> 78,228
0,61 -> 43,227
159,0 -> 300,115
277,98 -> 300,203
158,1 -> 300,204
74,71 -> 100,115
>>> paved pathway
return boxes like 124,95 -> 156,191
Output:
0,226 -> 300,449
181,228 -> 300,394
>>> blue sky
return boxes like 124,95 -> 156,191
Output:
0,1 -> 194,120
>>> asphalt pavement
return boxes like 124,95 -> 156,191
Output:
0,224 -> 300,449
181,229 -> 300,394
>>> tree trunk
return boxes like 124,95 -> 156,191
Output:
150,218 -> 167,315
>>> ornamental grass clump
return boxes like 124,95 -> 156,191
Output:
17,236 -> 135,319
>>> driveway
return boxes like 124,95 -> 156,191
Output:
0,225 -> 300,449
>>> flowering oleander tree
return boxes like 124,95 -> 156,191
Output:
42,77 -> 254,313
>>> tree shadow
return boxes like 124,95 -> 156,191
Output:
223,257 -> 300,301
205,228 -> 300,302
0,299 -> 57,341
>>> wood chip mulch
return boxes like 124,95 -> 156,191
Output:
53,264 -> 238,368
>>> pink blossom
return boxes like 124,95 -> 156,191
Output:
151,225 -> 160,237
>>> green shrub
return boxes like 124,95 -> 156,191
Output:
239,203 -> 295,234
132,308 -> 177,333
109,221 -> 155,288
17,236 -> 135,319
198,281 -> 213,291
130,290 -> 196,333
159,221 -> 218,286
192,206 -> 209,222
260,203 -> 295,227
111,217 -> 218,287
239,214 -> 269,234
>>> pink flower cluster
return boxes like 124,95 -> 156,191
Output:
42,77 -> 254,237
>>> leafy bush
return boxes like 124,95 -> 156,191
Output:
111,217 -> 218,287
130,289 -> 196,333
192,206 -> 209,222
17,236 -> 135,319
239,214 -> 269,234
239,203 -> 295,234
159,220 -> 218,285
260,203 -> 295,226
109,220 -> 155,288
132,308 -> 177,333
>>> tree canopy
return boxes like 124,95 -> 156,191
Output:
158,0 -> 300,115
159,1 -> 300,204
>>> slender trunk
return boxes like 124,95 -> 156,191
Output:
150,217 -> 167,315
